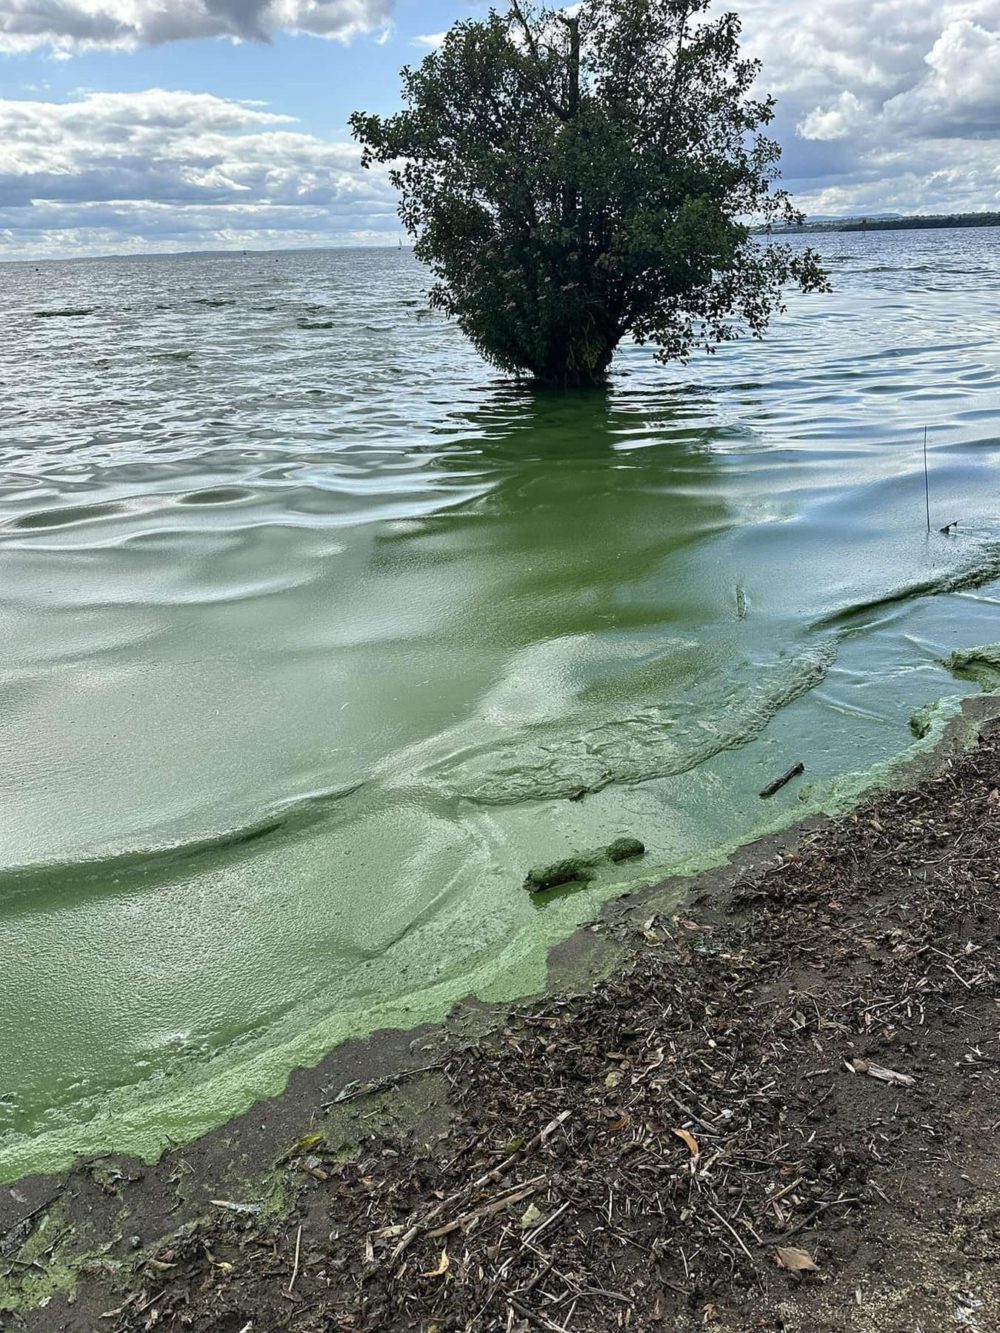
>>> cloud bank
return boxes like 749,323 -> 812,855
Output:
0,0 -> 394,53
0,89 -> 398,256
740,0 -> 1000,216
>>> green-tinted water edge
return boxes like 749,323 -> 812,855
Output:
1,229 -> 999,1181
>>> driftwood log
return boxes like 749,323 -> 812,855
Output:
759,762 -> 805,799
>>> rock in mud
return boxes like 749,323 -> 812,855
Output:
525,858 -> 597,891
525,837 -> 645,892
607,837 -> 646,862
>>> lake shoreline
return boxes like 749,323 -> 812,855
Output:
6,693 -> 1000,1331
8,233 -> 1000,1178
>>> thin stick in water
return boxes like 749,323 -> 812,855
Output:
923,425 -> 931,534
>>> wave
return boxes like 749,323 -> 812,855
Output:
433,640 -> 838,805
32,308 -> 94,319
0,781 -> 365,903
814,543 -> 1000,631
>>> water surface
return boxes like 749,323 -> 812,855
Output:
2,231 -> 999,1178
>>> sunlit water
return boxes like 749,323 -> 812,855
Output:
1,230 -> 999,1179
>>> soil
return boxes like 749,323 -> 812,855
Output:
5,699 -> 1000,1333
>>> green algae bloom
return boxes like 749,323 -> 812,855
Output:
948,645 -> 1000,691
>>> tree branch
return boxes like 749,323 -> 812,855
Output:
509,0 -> 569,121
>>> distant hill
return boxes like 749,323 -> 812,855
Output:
764,211 -> 1000,235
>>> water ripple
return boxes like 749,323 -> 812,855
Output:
2,230 -> 1000,1178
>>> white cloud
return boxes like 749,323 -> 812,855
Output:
797,90 -> 867,141
0,88 -> 399,258
734,0 -> 1000,215
885,18 -> 1000,136
412,31 -> 446,49
0,0 -> 395,53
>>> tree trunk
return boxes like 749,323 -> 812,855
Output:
566,16 -> 580,119
561,16 -> 581,229
534,332 -> 619,387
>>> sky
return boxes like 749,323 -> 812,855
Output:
0,0 -> 998,259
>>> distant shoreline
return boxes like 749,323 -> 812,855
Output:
767,210 -> 1000,236
4,213 -> 1000,264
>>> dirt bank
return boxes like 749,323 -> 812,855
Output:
5,698 -> 1000,1332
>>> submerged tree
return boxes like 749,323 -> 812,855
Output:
351,0 -> 828,387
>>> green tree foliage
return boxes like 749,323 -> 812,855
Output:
351,0 -> 829,387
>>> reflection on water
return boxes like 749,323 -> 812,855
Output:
1,230 -> 1000,1179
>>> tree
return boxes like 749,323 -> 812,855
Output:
351,0 -> 828,388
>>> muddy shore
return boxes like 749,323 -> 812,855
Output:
4,696 -> 1000,1332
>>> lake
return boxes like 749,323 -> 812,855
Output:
1,228 -> 999,1180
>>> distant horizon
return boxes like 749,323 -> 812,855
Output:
0,241 -> 413,266
4,209 -> 1000,267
